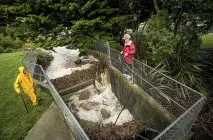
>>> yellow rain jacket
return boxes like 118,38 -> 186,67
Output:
14,66 -> 38,105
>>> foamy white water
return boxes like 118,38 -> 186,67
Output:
44,46 -> 99,79
68,84 -> 134,125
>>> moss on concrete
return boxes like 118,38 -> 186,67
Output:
89,50 -> 175,131
109,66 -> 175,131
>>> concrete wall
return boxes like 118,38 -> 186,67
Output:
109,66 -> 174,131
56,50 -> 174,131
90,50 -> 175,131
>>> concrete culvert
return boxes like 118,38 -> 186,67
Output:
24,45 -> 206,140
58,67 -> 163,139
63,77 -> 149,139
42,47 -> 174,139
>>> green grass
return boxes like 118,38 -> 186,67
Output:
0,52 -> 53,140
202,33 -> 213,48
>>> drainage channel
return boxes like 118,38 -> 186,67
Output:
53,66 -> 159,140
25,47 -> 160,140
35,64 -> 159,140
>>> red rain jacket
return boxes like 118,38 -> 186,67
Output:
122,41 -> 136,64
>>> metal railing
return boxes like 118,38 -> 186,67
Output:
22,50 -> 89,140
96,41 -> 206,140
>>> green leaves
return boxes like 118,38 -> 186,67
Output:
16,14 -> 53,30
70,0 -> 132,52
0,33 -> 23,53
80,0 -> 97,15
144,11 -> 177,62
165,51 -> 206,95
139,6 -> 210,94
0,0 -> 133,53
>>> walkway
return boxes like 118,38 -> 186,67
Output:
24,102 -> 74,140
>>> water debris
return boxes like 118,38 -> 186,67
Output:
84,120 -> 147,140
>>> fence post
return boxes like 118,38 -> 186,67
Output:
39,72 -> 41,83
106,41 -> 112,66
131,59 -> 134,84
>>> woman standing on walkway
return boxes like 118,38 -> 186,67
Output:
120,33 -> 136,64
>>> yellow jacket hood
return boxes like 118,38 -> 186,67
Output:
14,66 -> 37,94
18,66 -> 25,74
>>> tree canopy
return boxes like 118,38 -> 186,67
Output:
0,0 -> 156,51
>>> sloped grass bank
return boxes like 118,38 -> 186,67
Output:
0,52 -> 52,140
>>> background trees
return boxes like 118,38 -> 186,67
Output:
0,0 -> 155,51
0,0 -> 213,93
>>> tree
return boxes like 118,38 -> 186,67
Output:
139,0 -> 213,93
71,0 -> 134,52
145,11 -> 177,61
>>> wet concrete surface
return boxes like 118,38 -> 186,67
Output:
24,102 -> 74,140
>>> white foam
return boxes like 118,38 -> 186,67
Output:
45,46 -> 79,79
44,46 -> 94,79
69,84 -> 134,125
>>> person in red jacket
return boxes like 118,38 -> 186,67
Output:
120,33 -> 136,64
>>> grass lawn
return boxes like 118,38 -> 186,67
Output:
202,33 -> 213,48
0,52 -> 53,140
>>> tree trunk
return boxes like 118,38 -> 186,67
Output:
152,0 -> 159,13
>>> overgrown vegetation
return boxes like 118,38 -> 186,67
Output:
0,33 -> 23,53
135,0 -> 213,94
0,0 -> 155,52
35,50 -> 53,69
144,11 -> 177,62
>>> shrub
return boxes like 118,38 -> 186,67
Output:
35,50 -> 53,69
144,12 -> 177,62
0,33 -> 23,53
136,11 -> 206,94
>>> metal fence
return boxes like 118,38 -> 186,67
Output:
96,41 -> 206,140
22,50 -> 89,140
22,44 -> 206,140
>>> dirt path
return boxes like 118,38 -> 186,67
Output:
24,102 -> 74,140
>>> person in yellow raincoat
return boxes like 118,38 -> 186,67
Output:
14,66 -> 38,105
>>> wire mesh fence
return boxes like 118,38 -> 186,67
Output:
22,49 -> 37,74
96,41 -> 206,140
95,41 -> 108,54
22,51 -> 89,140
22,42 -> 206,140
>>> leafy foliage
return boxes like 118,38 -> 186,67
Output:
165,52 -> 206,94
144,11 -> 177,61
35,49 -> 53,69
0,33 -> 23,53
70,0 -> 134,52
1,23 -> 38,40
0,0 -> 157,53
139,5 -> 213,93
